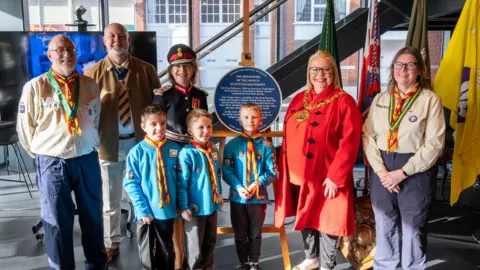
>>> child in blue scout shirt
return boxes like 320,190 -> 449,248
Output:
123,105 -> 182,270
222,103 -> 277,270
178,109 -> 223,270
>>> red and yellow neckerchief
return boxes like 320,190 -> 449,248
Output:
240,131 -> 264,199
386,85 -> 421,153
190,140 -> 219,203
49,68 -> 81,136
144,136 -> 170,208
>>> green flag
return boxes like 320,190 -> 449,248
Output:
406,0 -> 431,84
319,0 -> 342,86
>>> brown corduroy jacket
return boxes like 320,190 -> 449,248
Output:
84,55 -> 160,162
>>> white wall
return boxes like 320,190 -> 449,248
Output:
0,0 -> 24,31
146,24 -> 189,72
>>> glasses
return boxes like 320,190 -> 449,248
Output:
393,61 -> 417,70
309,67 -> 332,75
49,48 -> 77,54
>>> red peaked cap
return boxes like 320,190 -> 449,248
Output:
167,44 -> 196,65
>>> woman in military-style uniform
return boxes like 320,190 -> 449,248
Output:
153,44 -> 209,145
152,44 -> 209,270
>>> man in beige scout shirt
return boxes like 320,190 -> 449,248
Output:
84,23 -> 161,263
17,34 -> 107,269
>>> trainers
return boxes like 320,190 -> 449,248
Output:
293,258 -> 319,270
105,247 -> 119,264
250,263 -> 263,270
236,263 -> 250,270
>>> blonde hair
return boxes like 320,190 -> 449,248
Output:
387,46 -> 431,92
168,61 -> 199,84
186,109 -> 212,129
239,103 -> 263,118
306,50 -> 342,90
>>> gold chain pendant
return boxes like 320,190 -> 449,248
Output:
294,110 -> 310,122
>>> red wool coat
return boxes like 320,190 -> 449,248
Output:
274,86 -> 362,236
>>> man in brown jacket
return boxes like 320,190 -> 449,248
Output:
84,22 -> 161,263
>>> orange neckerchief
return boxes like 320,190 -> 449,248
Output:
386,86 -> 420,152
190,140 -> 219,203
240,131 -> 264,199
144,136 -> 170,208
50,68 -> 81,136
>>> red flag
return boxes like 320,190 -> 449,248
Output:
358,0 -> 381,123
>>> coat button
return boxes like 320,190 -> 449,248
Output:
291,109 -> 296,113
310,122 -> 319,127
186,109 -> 189,112
306,152 -> 314,159
314,111 -> 322,115
185,97 -> 188,100
307,138 -> 316,144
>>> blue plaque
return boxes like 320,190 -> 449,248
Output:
214,67 -> 282,133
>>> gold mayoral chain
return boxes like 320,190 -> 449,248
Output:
293,90 -> 345,122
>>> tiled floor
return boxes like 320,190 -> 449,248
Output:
1,144 -> 480,269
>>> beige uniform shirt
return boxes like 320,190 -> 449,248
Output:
16,72 -> 101,159
362,88 -> 445,176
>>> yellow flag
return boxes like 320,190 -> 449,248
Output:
433,0 -> 480,205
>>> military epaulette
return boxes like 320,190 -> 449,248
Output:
153,85 -> 172,96
263,139 -> 273,147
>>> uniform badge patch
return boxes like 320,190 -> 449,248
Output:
238,151 -> 244,157
196,167 -> 201,173
212,152 -> 218,160
263,140 -> 272,147
19,103 -> 25,113
409,115 -> 418,122
257,150 -> 262,155
256,155 -> 262,161
169,149 -> 178,157
128,171 -> 135,179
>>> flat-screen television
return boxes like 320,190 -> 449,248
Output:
26,31 -> 157,77
0,31 -> 157,121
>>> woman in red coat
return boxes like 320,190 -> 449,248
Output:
274,51 -> 362,270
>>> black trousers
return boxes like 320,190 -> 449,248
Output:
184,212 -> 218,270
230,201 -> 267,264
137,218 -> 175,270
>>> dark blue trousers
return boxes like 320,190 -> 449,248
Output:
370,151 -> 436,270
36,151 -> 107,270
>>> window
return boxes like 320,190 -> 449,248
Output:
148,0 -> 187,24
254,0 -> 269,23
201,0 -> 240,24
296,0 -> 346,22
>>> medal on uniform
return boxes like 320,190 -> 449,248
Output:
294,110 -> 310,122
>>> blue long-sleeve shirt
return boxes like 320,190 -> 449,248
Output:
222,136 -> 277,204
123,139 -> 182,221
177,142 -> 222,216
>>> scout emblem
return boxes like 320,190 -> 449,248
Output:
238,151 -> 244,157
196,167 -> 201,172
128,171 -> 134,179
257,150 -> 262,155
19,103 -> 25,113
409,115 -> 417,122
212,152 -> 218,160
263,140 -> 272,147
169,149 -> 178,157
